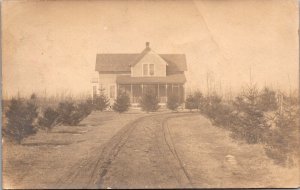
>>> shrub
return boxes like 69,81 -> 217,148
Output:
167,94 -> 180,111
78,99 -> 94,116
56,101 -> 76,125
94,88 -> 110,111
194,91 -> 204,111
258,87 -> 278,111
38,107 -> 60,131
231,86 -> 270,144
264,104 -> 299,166
113,92 -> 131,113
4,95 -> 38,144
56,100 -> 88,126
203,94 -> 223,118
185,95 -> 197,111
139,89 -> 160,112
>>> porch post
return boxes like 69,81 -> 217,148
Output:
172,83 -> 174,94
115,84 -> 117,99
183,84 -> 185,103
157,84 -> 160,101
141,83 -> 144,95
165,83 -> 168,102
130,84 -> 133,102
166,83 -> 168,97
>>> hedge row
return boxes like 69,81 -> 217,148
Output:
3,95 -> 93,144
186,86 -> 299,166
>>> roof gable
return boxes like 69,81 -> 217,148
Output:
134,50 -> 168,67
95,54 -> 137,72
95,46 -> 187,73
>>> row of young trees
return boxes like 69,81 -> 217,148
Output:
3,89 -> 182,144
3,94 -> 94,144
94,88 -> 183,113
185,86 -> 299,166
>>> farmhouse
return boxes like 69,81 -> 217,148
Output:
95,42 -> 187,105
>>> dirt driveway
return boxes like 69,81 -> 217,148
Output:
62,113 -> 299,188
3,112 -> 299,189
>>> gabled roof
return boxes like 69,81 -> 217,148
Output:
95,45 -> 187,73
116,73 -> 186,84
96,54 -> 138,72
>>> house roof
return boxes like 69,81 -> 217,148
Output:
116,73 -> 186,84
95,50 -> 187,73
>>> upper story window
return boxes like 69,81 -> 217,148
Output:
149,64 -> 154,76
143,64 -> 155,76
143,64 -> 148,76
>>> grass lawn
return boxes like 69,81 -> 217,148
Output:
168,114 -> 299,188
2,111 -> 145,189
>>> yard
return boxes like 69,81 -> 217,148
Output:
2,111 -> 146,189
168,115 -> 299,188
2,111 -> 299,188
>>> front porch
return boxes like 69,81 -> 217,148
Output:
117,83 -> 185,105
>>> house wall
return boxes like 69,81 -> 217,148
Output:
98,73 -> 117,104
131,51 -> 167,77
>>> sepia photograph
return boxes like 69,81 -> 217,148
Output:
1,0 -> 299,189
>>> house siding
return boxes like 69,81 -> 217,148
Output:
98,74 -> 117,103
131,52 -> 167,77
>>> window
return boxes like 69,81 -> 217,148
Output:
110,85 -> 115,99
143,64 -> 148,76
93,86 -> 97,96
143,64 -> 154,76
149,64 -> 154,76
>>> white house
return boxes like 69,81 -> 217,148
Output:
95,42 -> 187,105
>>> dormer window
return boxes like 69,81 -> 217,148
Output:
143,64 -> 148,76
143,64 -> 155,76
149,64 -> 154,76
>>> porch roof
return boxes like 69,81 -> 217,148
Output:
116,73 -> 186,84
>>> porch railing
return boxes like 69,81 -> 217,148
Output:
131,96 -> 167,103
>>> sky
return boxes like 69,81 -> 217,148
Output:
2,0 -> 299,98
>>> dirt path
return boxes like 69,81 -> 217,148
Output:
5,112 -> 297,188
168,115 -> 299,188
59,113 -> 195,189
61,113 -> 298,189
2,111 -> 145,189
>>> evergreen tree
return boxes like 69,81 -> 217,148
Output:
232,85 -> 270,144
4,94 -> 38,144
139,89 -> 160,112
38,107 -> 60,131
167,94 -> 180,111
113,92 -> 131,113
258,87 -> 278,111
94,87 -> 110,111
185,95 -> 197,111
194,91 -> 204,111
56,101 -> 76,125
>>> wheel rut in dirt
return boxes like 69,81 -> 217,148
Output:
96,113 -> 196,188
60,113 -> 196,189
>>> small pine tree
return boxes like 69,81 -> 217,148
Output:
258,87 -> 278,111
56,101 -> 76,125
167,94 -> 180,111
232,85 -> 270,144
94,88 -> 110,111
139,89 -> 160,112
38,107 -> 60,131
113,92 -> 131,113
4,95 -> 38,144
78,99 -> 94,116
194,91 -> 204,111
185,95 -> 197,111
